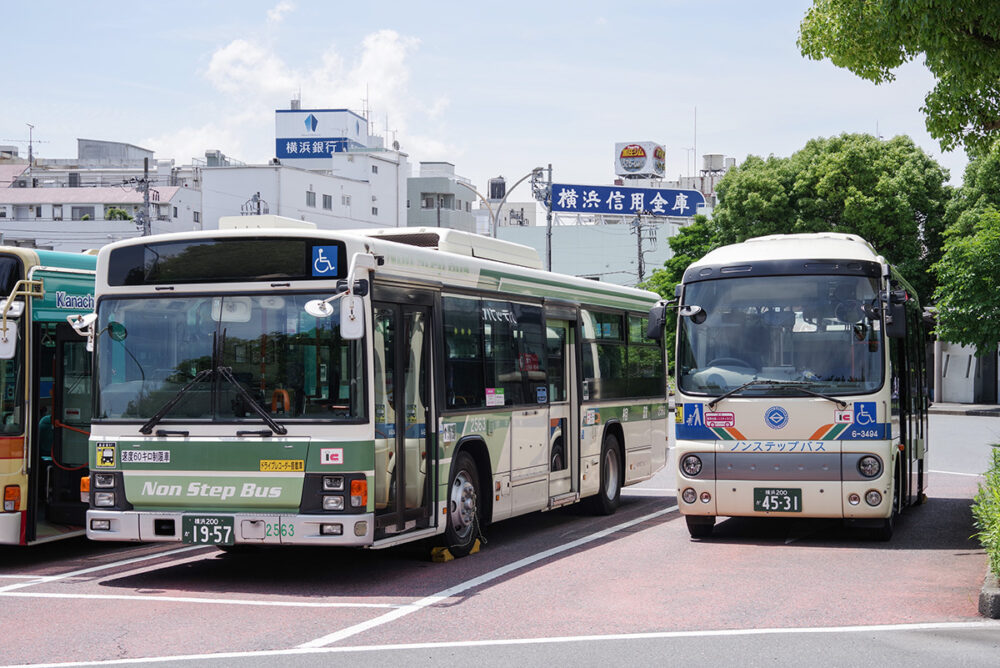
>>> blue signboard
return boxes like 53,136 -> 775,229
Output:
275,137 -> 365,160
550,183 -> 705,218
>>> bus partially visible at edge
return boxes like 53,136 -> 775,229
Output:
647,233 -> 927,540
80,216 -> 668,556
1,247 -> 96,545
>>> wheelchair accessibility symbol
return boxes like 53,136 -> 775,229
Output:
312,246 -> 339,277
853,402 -> 876,426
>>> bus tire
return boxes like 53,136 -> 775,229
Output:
873,463 -> 901,541
442,451 -> 481,558
685,515 -> 715,538
590,433 -> 622,515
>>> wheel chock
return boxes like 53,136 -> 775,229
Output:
430,547 -> 454,562
430,539 -> 481,562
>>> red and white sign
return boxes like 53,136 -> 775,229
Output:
705,412 -> 735,428
835,410 -> 853,424
320,448 -> 344,465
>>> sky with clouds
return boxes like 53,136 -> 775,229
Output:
1,1 -> 969,191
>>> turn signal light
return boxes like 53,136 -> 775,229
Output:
350,479 -> 367,507
4,485 -> 20,512
80,476 -> 91,503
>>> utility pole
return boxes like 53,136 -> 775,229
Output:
126,158 -> 152,235
532,165 -> 553,270
631,211 -> 657,284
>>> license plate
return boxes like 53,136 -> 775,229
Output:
753,487 -> 802,513
182,515 -> 235,545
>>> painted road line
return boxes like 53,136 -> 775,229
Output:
7,620 -> 1000,668
623,487 -> 676,495
0,592 -> 401,609
0,545 -> 209,593
299,504 -> 681,648
929,469 -> 984,478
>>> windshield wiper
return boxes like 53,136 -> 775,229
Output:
216,366 -> 288,436
140,368 -> 214,435
707,379 -> 847,411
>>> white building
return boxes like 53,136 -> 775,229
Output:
406,162 -> 476,232
0,185 -> 201,251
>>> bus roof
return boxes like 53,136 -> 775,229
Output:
692,233 -> 885,268
95,227 -> 660,312
0,246 -> 97,272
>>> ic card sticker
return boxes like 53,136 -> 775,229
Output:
320,448 -> 344,465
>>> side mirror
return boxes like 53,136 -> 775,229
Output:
885,302 -> 906,339
340,295 -> 365,339
646,302 -> 668,341
0,321 -> 17,360
67,313 -> 98,352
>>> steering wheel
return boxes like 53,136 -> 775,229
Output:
707,357 -> 753,368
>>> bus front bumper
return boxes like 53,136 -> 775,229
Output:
86,510 -> 375,546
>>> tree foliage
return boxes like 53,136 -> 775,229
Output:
711,133 -> 949,301
932,143 -> 1000,351
798,0 -> 1000,154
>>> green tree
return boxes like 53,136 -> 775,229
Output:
798,0 -> 1000,154
932,206 -> 1000,351
710,133 -> 949,300
643,214 -> 717,298
104,207 -> 133,221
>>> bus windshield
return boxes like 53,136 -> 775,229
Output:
677,274 -> 883,397
95,293 -> 364,422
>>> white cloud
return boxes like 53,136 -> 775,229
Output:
186,27 -> 461,165
267,1 -> 295,24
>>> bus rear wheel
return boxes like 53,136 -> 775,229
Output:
590,434 -> 622,515
442,451 -> 481,558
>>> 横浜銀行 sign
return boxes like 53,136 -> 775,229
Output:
550,183 -> 705,217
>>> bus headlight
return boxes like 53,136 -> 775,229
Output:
857,456 -> 882,478
323,495 -> 345,511
94,473 -> 116,488
93,492 -> 116,507
681,455 -> 703,477
865,490 -> 883,506
682,488 -> 697,504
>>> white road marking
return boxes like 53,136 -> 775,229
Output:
7,620 -> 999,667
930,469 -> 984,478
299,504 -> 680,648
623,487 -> 676,495
0,546 -> 208,593
0,591 -> 400,608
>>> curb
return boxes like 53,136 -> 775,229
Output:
980,571 -> 1000,619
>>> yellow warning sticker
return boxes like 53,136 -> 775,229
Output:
259,459 -> 305,472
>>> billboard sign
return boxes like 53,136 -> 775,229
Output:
550,183 -> 705,218
614,142 -> 665,178
274,109 -> 369,168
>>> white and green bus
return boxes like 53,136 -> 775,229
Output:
79,216 -> 668,556
648,232 -> 928,540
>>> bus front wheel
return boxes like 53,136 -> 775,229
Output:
442,451 -> 482,558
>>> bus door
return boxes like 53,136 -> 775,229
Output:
30,322 -> 89,537
546,316 -> 578,504
373,293 -> 434,538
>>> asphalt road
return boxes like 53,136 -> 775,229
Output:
1,414 -> 997,667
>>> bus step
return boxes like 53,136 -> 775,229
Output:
546,492 -> 579,510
